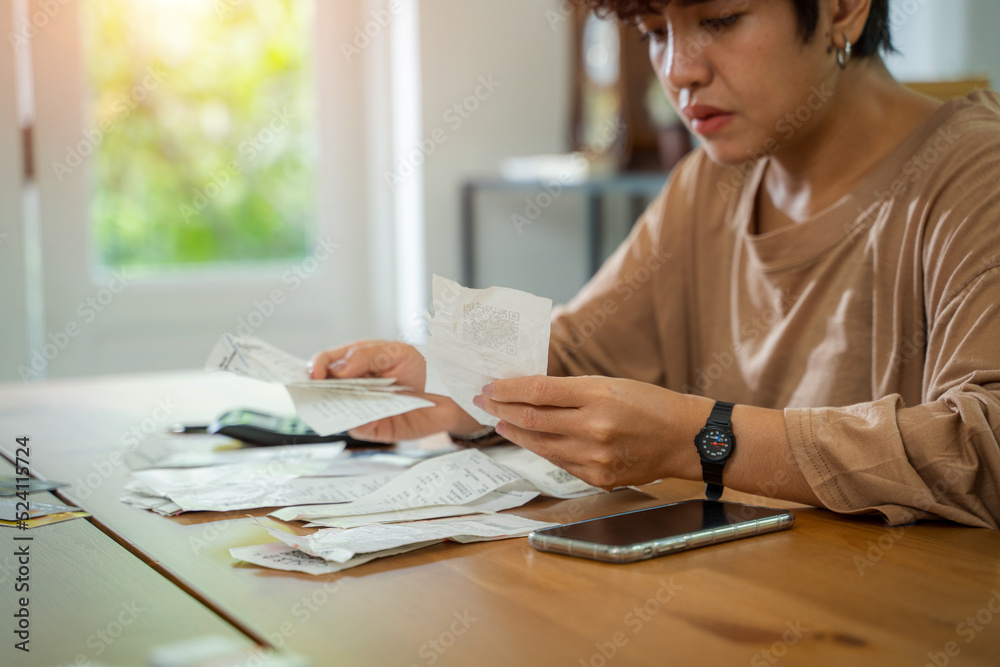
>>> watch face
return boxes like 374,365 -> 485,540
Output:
697,428 -> 733,462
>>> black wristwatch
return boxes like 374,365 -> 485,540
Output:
694,401 -> 736,501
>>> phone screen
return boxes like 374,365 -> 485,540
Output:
535,500 -> 789,546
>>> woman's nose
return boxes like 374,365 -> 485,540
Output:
660,28 -> 713,93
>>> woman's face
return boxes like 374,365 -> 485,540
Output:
640,0 -> 838,165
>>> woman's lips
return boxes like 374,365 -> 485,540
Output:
683,105 -> 735,136
691,113 -> 734,135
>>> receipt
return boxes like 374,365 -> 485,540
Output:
167,472 -> 400,513
267,514 -> 556,563
204,335 -> 435,435
424,275 -> 551,426
286,385 -> 434,437
299,489 -> 539,527
128,461 -> 307,497
124,459 -> 400,513
230,540 -> 442,575
154,443 -> 348,469
270,449 -> 523,520
205,334 -> 310,384
482,445 -> 602,499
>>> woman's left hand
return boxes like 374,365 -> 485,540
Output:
473,375 -> 710,489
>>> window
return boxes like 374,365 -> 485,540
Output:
81,0 -> 316,271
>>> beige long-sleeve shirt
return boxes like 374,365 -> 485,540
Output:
549,92 -> 1000,528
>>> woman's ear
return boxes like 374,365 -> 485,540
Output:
828,0 -> 872,49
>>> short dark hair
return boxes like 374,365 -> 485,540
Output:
582,0 -> 894,58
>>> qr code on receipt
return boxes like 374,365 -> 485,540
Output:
460,303 -> 519,355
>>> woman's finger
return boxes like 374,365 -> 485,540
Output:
483,375 -> 589,408
475,394 -> 579,437
310,341 -> 414,380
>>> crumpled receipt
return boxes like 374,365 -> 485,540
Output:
424,275 -> 551,426
204,334 -> 434,435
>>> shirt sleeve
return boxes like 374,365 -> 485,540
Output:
547,186 -> 671,383
785,135 -> 1000,529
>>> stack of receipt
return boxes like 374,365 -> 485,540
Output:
228,447 -> 600,573
120,440 -> 601,573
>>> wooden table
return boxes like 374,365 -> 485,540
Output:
1,371 -> 999,666
0,456 -> 255,666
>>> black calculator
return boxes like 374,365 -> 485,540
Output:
175,409 -> 387,447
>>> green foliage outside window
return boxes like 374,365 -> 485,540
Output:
83,0 -> 316,270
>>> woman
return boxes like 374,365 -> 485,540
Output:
312,0 -> 1000,528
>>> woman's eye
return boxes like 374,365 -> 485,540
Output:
701,14 -> 740,30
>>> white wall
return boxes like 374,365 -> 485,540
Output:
962,0 -> 1000,88
417,0 -> 573,301
885,0 -> 1000,87
0,0 -> 30,379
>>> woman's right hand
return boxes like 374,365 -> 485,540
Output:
310,339 -> 427,388
308,340 -> 482,442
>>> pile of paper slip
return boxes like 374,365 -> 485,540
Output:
121,443 -> 600,573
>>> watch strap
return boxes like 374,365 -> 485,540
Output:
701,459 -> 725,488
705,401 -> 735,428
699,400 -> 735,501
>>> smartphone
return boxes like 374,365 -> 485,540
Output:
528,499 -> 795,563
172,409 -> 388,448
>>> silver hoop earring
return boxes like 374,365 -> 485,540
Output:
836,38 -> 852,69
